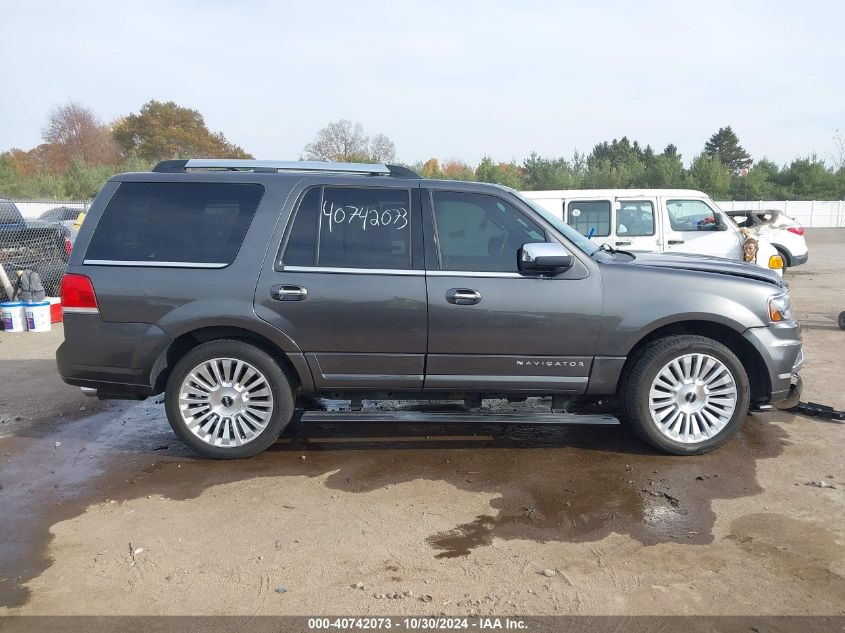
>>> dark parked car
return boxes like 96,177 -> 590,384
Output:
1,198 -> 73,298
38,205 -> 85,245
38,205 -> 86,225
56,160 -> 803,458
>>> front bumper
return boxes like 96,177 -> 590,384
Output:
792,347 -> 804,373
743,321 -> 803,404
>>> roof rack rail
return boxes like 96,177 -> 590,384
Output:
151,159 -> 421,178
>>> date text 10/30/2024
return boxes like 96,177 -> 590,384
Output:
307,617 -> 528,629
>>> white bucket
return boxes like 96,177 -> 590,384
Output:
1,302 -> 27,332
24,301 -> 51,332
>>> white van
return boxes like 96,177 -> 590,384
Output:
521,188 -> 783,276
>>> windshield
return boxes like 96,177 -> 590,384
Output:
512,191 -> 600,255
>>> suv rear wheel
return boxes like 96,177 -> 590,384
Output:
164,340 -> 294,459
621,335 -> 750,455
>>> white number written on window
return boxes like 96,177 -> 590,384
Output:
322,201 -> 408,232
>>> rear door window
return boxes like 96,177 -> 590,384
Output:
616,200 -> 655,236
567,200 -> 611,237
86,182 -> 264,265
280,186 -> 412,270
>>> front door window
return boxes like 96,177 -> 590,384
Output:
431,191 -> 545,272
664,199 -> 739,259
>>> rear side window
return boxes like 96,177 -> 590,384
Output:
280,186 -> 411,270
567,200 -> 610,237
616,200 -> 655,236
86,182 -> 264,265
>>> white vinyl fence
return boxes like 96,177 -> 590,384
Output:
716,200 -> 845,228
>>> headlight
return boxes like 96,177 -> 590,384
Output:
768,292 -> 793,323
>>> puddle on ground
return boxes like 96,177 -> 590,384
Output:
726,513 -> 845,605
420,418 -> 783,558
0,400 -> 786,607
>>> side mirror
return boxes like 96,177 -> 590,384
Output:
518,242 -> 574,273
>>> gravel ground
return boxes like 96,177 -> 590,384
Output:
0,229 -> 842,617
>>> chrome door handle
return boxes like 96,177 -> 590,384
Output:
271,285 -> 308,301
668,239 -> 685,245
446,288 -> 481,305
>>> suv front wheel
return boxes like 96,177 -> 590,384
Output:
621,335 -> 750,455
164,340 -> 294,459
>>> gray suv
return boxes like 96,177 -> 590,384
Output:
56,160 -> 803,459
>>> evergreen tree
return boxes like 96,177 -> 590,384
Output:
521,152 -> 583,190
588,137 -> 645,167
703,126 -> 752,174
662,144 -> 681,161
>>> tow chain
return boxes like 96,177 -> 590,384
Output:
791,401 -> 845,423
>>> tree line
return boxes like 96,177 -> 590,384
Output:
2,103 -> 844,201
408,129 -> 845,201
0,100 -> 250,199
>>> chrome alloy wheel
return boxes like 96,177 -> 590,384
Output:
648,353 -> 738,443
178,357 -> 274,447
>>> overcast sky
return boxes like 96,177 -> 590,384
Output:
2,0 -> 844,166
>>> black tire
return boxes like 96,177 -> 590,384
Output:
164,339 -> 294,459
839,311 -> 845,331
775,247 -> 789,273
621,335 -> 750,455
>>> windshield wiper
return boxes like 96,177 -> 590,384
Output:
596,242 -> 637,260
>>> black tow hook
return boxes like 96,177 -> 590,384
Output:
790,401 -> 845,423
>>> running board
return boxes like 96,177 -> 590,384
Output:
300,411 -> 620,426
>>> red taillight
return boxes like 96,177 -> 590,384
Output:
787,226 -> 804,236
64,237 -> 73,257
60,273 -> 99,313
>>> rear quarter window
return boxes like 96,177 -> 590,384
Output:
85,182 -> 264,265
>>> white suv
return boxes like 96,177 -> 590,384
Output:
522,189 -> 784,275
725,209 -> 808,271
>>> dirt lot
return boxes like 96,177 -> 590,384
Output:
0,230 -> 843,617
